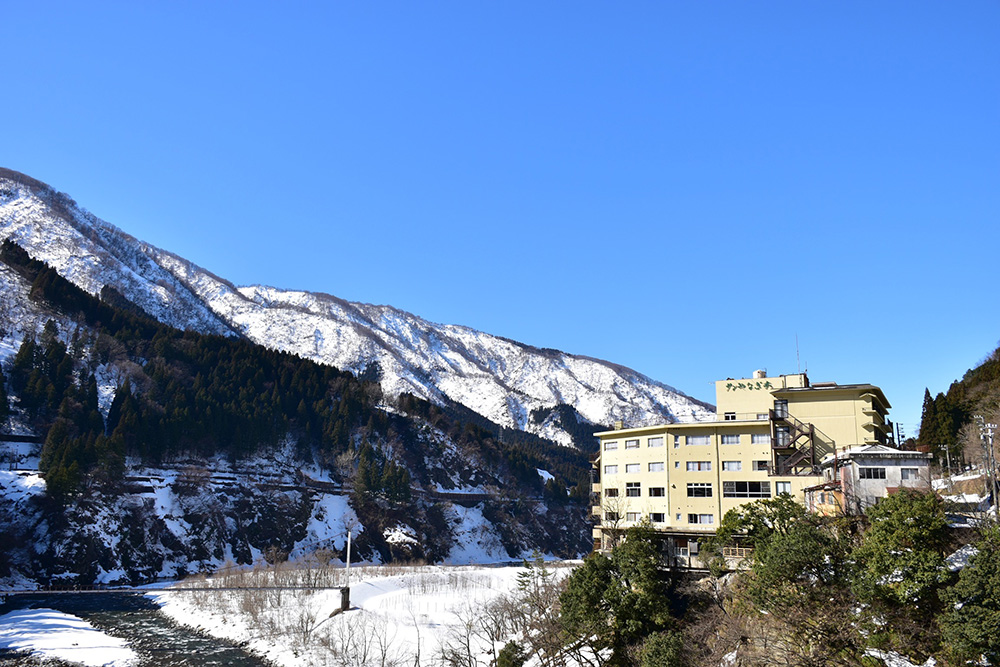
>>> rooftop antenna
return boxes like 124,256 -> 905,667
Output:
796,334 -> 801,374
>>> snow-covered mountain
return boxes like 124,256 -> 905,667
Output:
0,168 -> 713,446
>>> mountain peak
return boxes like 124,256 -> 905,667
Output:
0,168 -> 714,447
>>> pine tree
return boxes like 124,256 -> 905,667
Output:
355,442 -> 382,496
917,388 -> 936,450
106,379 -> 132,435
10,335 -> 37,393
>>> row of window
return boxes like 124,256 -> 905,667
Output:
724,412 -> 770,421
604,459 -> 772,475
605,486 -> 666,498
858,467 -> 921,480
603,511 -> 713,525
604,437 -> 664,451
604,480 -> 792,498
604,433 -> 772,451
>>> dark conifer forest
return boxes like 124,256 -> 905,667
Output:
0,238 -> 592,509
917,344 -> 1000,468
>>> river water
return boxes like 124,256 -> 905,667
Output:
0,593 -> 271,666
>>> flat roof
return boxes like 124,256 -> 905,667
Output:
772,383 -> 891,409
595,419 -> 769,437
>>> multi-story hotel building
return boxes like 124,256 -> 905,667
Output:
591,371 -> 894,562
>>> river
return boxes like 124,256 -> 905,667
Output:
0,593 -> 271,666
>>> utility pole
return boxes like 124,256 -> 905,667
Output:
974,415 -> 1000,522
341,523 -> 354,612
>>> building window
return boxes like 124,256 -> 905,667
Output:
754,460 -> 770,471
648,462 -> 665,472
605,512 -> 619,522
625,463 -> 640,474
900,467 -> 919,480
604,441 -> 618,451
688,513 -> 714,524
604,465 -> 618,475
721,434 -> 740,445
604,488 -> 619,497
625,439 -> 639,449
723,481 -> 771,498
626,512 -> 641,522
687,482 -> 713,498
648,437 -> 664,448
687,435 -> 711,446
724,412 -> 736,421
649,487 -> 665,497
650,513 -> 665,523
752,433 -> 771,445
774,399 -> 788,419
775,481 -> 792,495
757,413 -> 769,421
859,467 -> 887,479
722,460 -> 742,471
673,435 -> 680,448
687,461 -> 712,471
626,482 -> 641,497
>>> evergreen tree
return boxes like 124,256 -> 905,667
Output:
940,527 -> 1000,665
917,388 -> 937,452
355,442 -> 382,496
852,490 -> 950,607
10,335 -> 37,393
560,524 -> 676,661
497,641 -> 527,667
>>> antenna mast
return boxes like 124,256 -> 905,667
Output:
796,334 -> 801,374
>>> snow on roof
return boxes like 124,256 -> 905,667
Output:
821,444 -> 931,465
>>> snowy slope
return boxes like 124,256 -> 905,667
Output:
0,168 -> 713,446
0,169 -> 233,336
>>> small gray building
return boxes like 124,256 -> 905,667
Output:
805,444 -> 933,515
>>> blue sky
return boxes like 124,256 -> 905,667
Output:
2,2 -> 998,434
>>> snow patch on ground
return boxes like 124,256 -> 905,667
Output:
865,649 -> 936,667
932,470 -> 985,490
151,564 -> 575,667
384,524 -> 418,546
0,608 -> 137,666
0,469 -> 45,503
291,494 -> 361,559
946,544 -> 979,572
445,504 -> 512,564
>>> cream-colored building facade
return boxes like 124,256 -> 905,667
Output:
591,371 -> 893,560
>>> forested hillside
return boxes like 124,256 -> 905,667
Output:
0,239 -> 593,584
917,344 -> 1000,468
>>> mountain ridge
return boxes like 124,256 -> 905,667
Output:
0,167 -> 714,447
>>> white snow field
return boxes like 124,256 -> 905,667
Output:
0,608 -> 137,666
150,562 -> 576,667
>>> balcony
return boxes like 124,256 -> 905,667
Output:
722,546 -> 754,559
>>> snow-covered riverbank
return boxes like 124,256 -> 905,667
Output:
0,607 -> 137,666
149,562 -> 576,667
